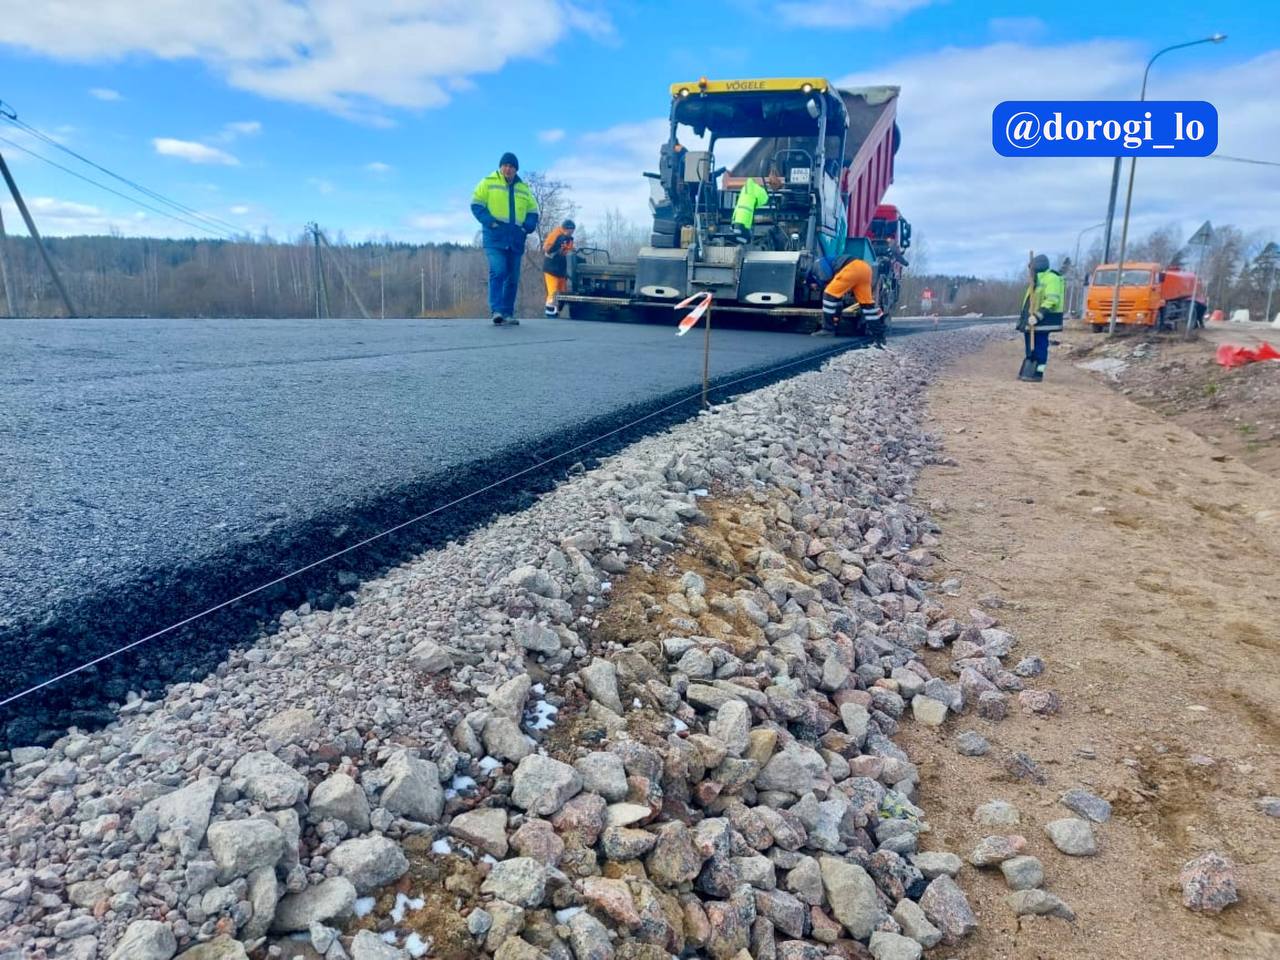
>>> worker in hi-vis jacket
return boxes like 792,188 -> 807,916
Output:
731,168 -> 783,244
813,256 -> 885,346
1018,253 -> 1064,381
470,151 -> 539,325
542,219 -> 575,317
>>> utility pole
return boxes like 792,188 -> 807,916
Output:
308,222 -> 329,319
315,229 -> 371,320
1260,242 -> 1279,325
420,266 -> 425,317
0,149 -> 76,317
379,255 -> 385,320
0,205 -> 14,317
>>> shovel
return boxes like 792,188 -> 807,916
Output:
1019,249 -> 1039,380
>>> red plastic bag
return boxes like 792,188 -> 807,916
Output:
1215,342 -> 1280,367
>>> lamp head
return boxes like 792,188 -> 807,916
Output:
1209,33 -> 1226,43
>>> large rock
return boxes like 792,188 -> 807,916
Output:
206,819 -> 286,883
819,856 -> 880,940
579,658 -> 624,714
108,920 -> 177,960
869,931 -> 923,960
132,777 -> 220,855
484,716 -> 535,763
567,910 -> 614,960
480,857 -> 547,908
241,866 -> 278,941
381,751 -> 444,823
1044,818 -> 1097,856
407,639 -> 454,674
229,752 -> 308,809
756,744 -> 827,794
574,753 -> 628,803
270,877 -> 357,932
709,701 -> 751,758
1179,852 -> 1238,913
1007,889 -> 1075,920
309,773 -> 371,833
918,876 -> 977,944
330,836 -> 409,893
488,674 -> 532,719
174,940 -> 249,960
891,898 -> 941,948
646,821 -> 703,886
513,618 -> 561,654
511,755 -> 582,815
1060,788 -> 1112,823
258,708 -> 321,745
350,929 -> 408,959
1000,856 -> 1044,891
449,806 -> 509,858
910,697 -> 948,727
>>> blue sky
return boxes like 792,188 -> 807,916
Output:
0,1 -> 1276,274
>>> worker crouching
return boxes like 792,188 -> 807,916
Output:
1018,253 -> 1064,381
813,256 -> 885,346
542,219 -> 575,317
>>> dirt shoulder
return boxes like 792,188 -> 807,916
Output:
900,335 -> 1280,959
1066,323 -> 1280,475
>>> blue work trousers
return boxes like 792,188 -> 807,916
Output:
1023,330 -> 1050,366
485,246 -> 523,318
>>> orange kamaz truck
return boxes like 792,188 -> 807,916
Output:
1084,262 -> 1206,332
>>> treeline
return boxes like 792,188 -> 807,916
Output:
898,223 -> 1279,320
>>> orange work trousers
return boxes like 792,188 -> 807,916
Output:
824,258 -> 874,306
544,274 -> 567,306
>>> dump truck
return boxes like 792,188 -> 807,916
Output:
1084,261 -> 1206,332
562,77 -> 909,333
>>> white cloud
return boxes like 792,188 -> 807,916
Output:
775,0 -> 936,28
152,137 -> 239,165
834,42 -> 1280,274
364,161 -> 393,175
0,1 -> 611,119
407,210 -> 478,244
307,177 -> 335,195
1,195 -> 219,237
223,120 -> 261,136
229,204 -> 251,215
538,128 -> 566,144
88,87 -> 121,101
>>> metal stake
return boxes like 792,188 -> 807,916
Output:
702,301 -> 712,408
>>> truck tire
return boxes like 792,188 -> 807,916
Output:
1091,323 -> 1106,333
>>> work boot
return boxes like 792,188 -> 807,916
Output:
492,314 -> 505,325
504,317 -> 520,326
811,327 -> 836,337
544,304 -> 557,317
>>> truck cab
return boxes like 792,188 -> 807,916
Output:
1085,261 -> 1205,332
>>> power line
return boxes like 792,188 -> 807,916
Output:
4,113 -> 248,236
0,133 -> 238,240
1206,153 -> 1280,169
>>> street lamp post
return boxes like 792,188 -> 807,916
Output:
1071,221 -> 1106,316
1107,34 -> 1226,336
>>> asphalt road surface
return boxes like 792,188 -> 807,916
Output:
0,314 -> 993,743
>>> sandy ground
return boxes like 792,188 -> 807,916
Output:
899,335 -> 1280,959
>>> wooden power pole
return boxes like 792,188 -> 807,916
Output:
0,149 -> 76,317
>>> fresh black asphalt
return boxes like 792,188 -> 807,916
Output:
0,314 -> 984,744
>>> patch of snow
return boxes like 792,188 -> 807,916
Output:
632,697 -> 642,708
405,933 -> 431,958
381,930 -> 398,944
531,682 -> 545,695
431,838 -> 453,855
529,700 -> 558,731
391,891 -> 425,923
481,854 -> 498,865
354,896 -> 377,918
478,756 -> 503,775
555,906 -> 585,923
672,717 -> 688,733
691,488 -> 709,497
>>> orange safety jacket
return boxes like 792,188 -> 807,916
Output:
543,226 -> 575,278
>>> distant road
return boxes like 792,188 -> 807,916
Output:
0,314 -> 1004,743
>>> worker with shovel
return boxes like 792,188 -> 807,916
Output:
1018,253 -> 1064,381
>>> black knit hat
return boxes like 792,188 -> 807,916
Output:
562,219 -> 576,229
499,151 -> 519,170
